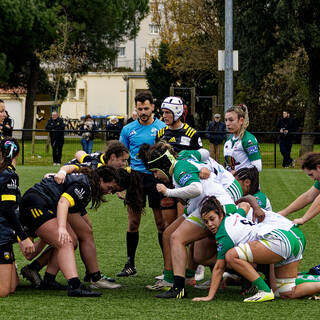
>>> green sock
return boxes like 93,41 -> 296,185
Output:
252,276 -> 271,292
163,269 -> 174,283
185,268 -> 195,279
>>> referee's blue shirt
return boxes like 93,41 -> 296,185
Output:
120,118 -> 166,174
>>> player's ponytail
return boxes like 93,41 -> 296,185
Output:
0,137 -> 20,173
117,168 -> 144,214
226,104 -> 249,140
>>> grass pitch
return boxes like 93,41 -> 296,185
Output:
0,166 -> 319,319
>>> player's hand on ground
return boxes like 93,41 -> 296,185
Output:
293,217 -> 305,225
156,183 -> 167,194
192,296 -> 213,302
199,167 -> 210,179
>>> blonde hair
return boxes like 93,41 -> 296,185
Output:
226,104 -> 249,140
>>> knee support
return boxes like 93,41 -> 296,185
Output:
275,278 -> 296,297
234,243 -> 254,262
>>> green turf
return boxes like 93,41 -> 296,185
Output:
0,166 -> 320,319
16,137 -> 320,168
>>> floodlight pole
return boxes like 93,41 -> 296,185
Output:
225,0 -> 233,113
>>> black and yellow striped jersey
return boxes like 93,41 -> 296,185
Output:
29,174 -> 91,214
156,123 -> 202,153
0,166 -> 28,245
65,151 -> 106,171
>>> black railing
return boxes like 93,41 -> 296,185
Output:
10,129 -> 320,168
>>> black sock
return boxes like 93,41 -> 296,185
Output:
158,233 -> 164,254
173,275 -> 185,290
44,272 -> 56,282
90,271 -> 102,282
126,231 -> 139,266
68,277 -> 81,290
30,260 -> 42,272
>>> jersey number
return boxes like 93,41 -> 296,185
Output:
240,219 -> 255,226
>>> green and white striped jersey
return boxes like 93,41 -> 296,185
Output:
216,209 -> 294,260
224,130 -> 261,172
177,149 -> 243,202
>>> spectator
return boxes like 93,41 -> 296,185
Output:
182,104 -> 195,128
126,111 -> 138,124
276,110 -> 297,168
45,110 -> 65,166
3,110 -> 13,137
79,115 -> 97,153
206,113 -> 226,162
0,100 -> 8,137
106,116 -> 122,141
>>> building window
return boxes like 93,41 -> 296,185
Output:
69,88 -> 76,99
119,47 -> 126,57
79,89 -> 85,100
149,24 -> 160,34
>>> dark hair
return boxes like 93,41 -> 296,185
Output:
139,141 -> 177,176
0,137 -> 20,173
138,143 -> 152,168
234,167 -> 260,195
135,90 -> 153,105
78,166 -> 120,209
117,168 -> 144,214
301,152 -> 320,170
0,99 -> 4,103
103,140 -> 129,163
84,114 -> 92,121
200,196 -> 225,219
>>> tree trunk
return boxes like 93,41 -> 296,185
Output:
300,53 -> 320,155
23,54 -> 40,140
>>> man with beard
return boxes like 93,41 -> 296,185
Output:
117,91 -> 166,277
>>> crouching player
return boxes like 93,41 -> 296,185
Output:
0,138 -> 35,297
193,196 -> 320,302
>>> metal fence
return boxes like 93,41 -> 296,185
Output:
11,129 -> 320,168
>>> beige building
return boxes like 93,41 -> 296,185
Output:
115,5 -> 160,71
60,72 -> 148,119
0,88 -> 27,137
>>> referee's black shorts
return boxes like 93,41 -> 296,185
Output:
135,171 -> 161,210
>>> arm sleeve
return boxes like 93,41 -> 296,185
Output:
251,159 -> 262,172
119,129 -> 129,149
198,148 -> 210,161
45,120 -> 53,130
1,207 -> 28,241
190,132 -> 203,149
58,119 -> 65,130
216,235 -> 235,260
61,183 -> 91,212
243,137 -> 261,164
164,182 -> 202,200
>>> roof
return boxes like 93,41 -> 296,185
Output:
0,87 -> 27,94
